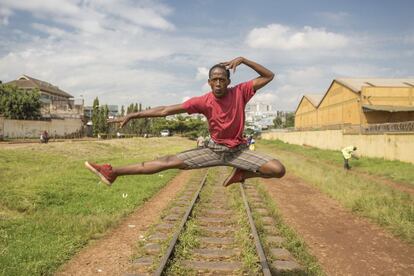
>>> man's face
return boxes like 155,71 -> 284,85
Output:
208,67 -> 230,98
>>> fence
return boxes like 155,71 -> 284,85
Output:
262,129 -> 414,164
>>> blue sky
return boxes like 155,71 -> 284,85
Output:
0,0 -> 413,110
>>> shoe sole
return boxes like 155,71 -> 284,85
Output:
223,168 -> 244,187
84,161 -> 112,186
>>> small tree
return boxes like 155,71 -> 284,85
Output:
285,112 -> 295,128
273,117 -> 283,128
92,97 -> 100,136
0,84 -> 41,120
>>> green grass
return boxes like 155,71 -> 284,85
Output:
0,137 -> 194,276
259,139 -> 414,185
257,139 -> 414,243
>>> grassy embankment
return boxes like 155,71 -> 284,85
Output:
257,139 -> 414,243
0,137 -> 193,276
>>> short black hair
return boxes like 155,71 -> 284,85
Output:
209,64 -> 230,79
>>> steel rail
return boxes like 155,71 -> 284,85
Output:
154,172 -> 208,276
240,182 -> 272,276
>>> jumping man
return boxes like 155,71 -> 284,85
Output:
85,57 -> 286,187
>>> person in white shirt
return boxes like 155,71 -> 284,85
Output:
341,146 -> 358,170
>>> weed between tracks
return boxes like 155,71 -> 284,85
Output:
165,167 -> 261,275
257,140 -> 414,243
228,183 -> 262,274
253,180 -> 326,276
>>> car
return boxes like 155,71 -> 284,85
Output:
160,129 -> 170,137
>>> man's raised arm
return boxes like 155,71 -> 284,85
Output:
221,57 -> 274,91
112,103 -> 186,128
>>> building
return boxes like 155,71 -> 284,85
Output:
84,105 -> 118,120
5,75 -> 83,119
2,75 -> 84,138
295,78 -> 414,130
294,94 -> 323,129
245,102 -> 279,130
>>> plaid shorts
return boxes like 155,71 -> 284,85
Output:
176,140 -> 274,172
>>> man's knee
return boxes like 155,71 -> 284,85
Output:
159,155 -> 187,169
259,159 -> 286,178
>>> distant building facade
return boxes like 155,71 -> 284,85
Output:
5,75 -> 83,119
84,105 -> 118,120
295,78 -> 414,130
246,102 -> 279,130
2,75 -> 84,138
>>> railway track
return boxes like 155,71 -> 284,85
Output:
125,168 -> 303,275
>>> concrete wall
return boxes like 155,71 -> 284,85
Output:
0,117 -> 83,138
262,130 -> 414,164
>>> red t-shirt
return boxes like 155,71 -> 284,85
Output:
182,80 -> 255,148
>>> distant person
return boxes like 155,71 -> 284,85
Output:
247,135 -> 252,146
249,137 -> 256,151
196,135 -> 205,148
85,57 -> 285,187
40,130 -> 49,143
342,145 -> 358,170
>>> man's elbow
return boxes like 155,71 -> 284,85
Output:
159,106 -> 169,117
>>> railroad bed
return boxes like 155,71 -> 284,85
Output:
124,168 -> 303,275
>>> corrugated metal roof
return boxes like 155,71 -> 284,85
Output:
304,94 -> 323,107
335,78 -> 414,93
362,104 -> 414,112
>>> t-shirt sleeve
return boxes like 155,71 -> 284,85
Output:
182,95 -> 205,115
238,80 -> 255,103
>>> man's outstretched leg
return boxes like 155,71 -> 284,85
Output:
85,155 -> 188,186
223,159 -> 286,187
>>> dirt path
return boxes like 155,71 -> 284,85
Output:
55,170 -> 193,276
261,174 -> 414,275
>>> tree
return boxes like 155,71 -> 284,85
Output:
120,105 -> 125,116
102,105 -> 109,133
92,97 -> 100,136
0,84 -> 41,120
285,112 -> 295,128
273,117 -> 283,128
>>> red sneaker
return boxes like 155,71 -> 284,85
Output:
223,168 -> 246,187
84,161 -> 117,186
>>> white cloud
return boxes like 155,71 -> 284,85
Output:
0,0 -> 175,33
31,23 -> 67,37
246,24 -> 348,50
250,91 -> 279,104
0,7 -> 12,26
196,67 -> 209,80
315,11 -> 350,24
0,0 -> 80,17
331,64 -> 393,77
201,82 -> 210,92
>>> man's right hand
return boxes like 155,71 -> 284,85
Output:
107,115 -> 131,128
120,115 -> 132,128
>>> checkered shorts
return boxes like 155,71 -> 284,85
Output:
176,140 -> 274,172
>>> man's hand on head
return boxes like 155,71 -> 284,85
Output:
221,57 -> 245,74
